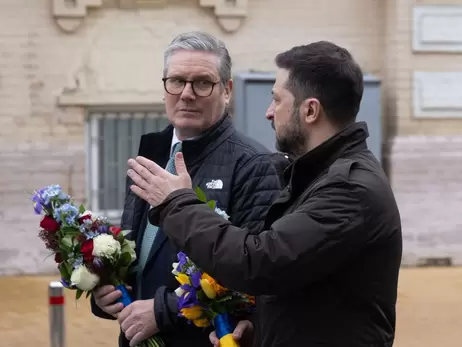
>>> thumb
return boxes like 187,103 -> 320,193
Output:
174,152 -> 188,177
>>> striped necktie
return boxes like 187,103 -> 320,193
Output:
137,141 -> 183,270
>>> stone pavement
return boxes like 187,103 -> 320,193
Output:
1,268 -> 462,347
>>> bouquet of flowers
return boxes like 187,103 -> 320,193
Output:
31,184 -> 165,347
172,187 -> 256,347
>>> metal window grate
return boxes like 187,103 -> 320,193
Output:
86,110 -> 170,221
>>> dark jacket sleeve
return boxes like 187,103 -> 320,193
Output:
149,180 -> 367,296
228,153 -> 286,232
153,153 -> 287,332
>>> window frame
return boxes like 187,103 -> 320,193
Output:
85,105 -> 168,222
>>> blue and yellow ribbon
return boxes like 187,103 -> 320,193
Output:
214,313 -> 239,347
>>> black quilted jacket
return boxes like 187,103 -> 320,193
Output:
91,114 -> 289,347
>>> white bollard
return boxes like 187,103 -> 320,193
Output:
49,281 -> 66,347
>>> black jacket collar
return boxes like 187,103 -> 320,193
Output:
284,121 -> 369,192
140,114 -> 236,167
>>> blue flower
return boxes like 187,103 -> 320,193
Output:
97,225 -> 109,234
191,271 -> 202,289
53,203 -> 79,224
177,252 -> 188,269
79,223 -> 99,240
32,185 -> 72,215
84,230 -> 99,240
177,285 -> 199,310
31,188 -> 48,214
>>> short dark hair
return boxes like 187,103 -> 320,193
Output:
275,41 -> 364,127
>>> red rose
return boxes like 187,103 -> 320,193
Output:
54,252 -> 63,263
40,215 -> 60,233
78,214 -> 92,224
81,239 -> 94,263
109,226 -> 122,237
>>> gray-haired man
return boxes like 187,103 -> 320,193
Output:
89,31 -> 289,347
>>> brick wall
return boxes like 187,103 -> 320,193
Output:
0,0 -> 461,274
384,0 -> 462,265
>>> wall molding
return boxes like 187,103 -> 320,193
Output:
52,0 -> 248,33
199,0 -> 248,33
52,0 -> 103,33
413,5 -> 462,53
413,71 -> 462,118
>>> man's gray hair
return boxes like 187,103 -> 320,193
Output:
163,31 -> 232,85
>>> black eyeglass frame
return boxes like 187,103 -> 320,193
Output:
162,77 -> 221,97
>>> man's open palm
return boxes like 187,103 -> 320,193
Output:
127,152 -> 192,207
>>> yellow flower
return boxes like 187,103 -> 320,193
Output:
200,278 -> 217,299
201,273 -> 227,297
193,318 -> 210,328
180,306 -> 203,320
175,273 -> 190,286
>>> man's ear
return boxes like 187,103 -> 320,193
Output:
224,79 -> 233,106
299,98 -> 321,125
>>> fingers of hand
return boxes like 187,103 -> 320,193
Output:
242,320 -> 254,332
103,302 -> 124,315
128,158 -> 155,182
174,152 -> 187,175
135,156 -> 165,176
98,289 -> 122,307
124,323 -> 138,340
93,285 -> 115,298
127,168 -> 150,191
117,305 -> 132,325
233,320 -> 253,339
120,313 -> 132,333
129,184 -> 148,202
129,332 -> 144,347
209,331 -> 220,347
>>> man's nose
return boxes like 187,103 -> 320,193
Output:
180,82 -> 196,101
266,101 -> 275,120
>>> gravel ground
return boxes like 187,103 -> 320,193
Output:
1,267 -> 461,347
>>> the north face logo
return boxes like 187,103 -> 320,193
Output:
205,179 -> 223,189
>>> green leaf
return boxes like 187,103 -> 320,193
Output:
119,252 -> 132,267
207,200 -> 216,210
76,289 -> 83,300
116,231 -> 125,243
61,235 -> 75,248
117,266 -> 129,279
85,291 -> 91,299
79,204 -> 86,214
214,295 -> 233,303
58,261 -> 71,280
194,186 -> 207,203
61,226 -> 81,237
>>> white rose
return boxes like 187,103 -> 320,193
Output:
70,265 -> 100,291
92,234 -> 121,259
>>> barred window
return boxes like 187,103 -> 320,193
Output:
86,109 -> 170,222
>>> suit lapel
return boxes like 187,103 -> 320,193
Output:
143,228 -> 168,272
136,127 -> 171,273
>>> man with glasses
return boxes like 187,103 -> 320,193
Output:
90,31 -> 289,347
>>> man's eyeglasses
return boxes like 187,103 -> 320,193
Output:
162,77 -> 220,97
